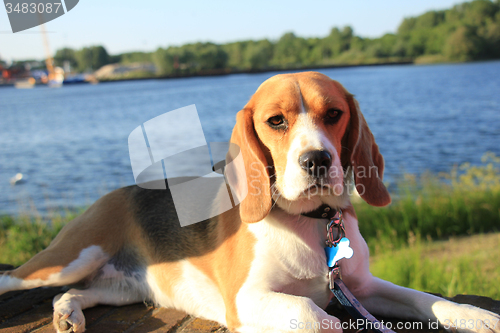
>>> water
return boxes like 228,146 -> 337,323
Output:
1,61 -> 499,215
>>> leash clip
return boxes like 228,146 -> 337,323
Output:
326,208 -> 345,248
329,263 -> 342,289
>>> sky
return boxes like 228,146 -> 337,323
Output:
0,0 -> 472,61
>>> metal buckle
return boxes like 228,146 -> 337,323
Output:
326,208 -> 345,248
329,263 -> 342,289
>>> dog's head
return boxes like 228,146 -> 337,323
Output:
228,72 -> 391,223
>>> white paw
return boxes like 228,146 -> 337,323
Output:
457,305 -> 500,333
53,293 -> 86,333
439,303 -> 500,333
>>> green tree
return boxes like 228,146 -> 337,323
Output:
324,28 -> 344,57
414,11 -> 445,29
119,52 -> 152,64
463,0 -> 498,26
153,47 -> 175,75
485,22 -> 500,56
53,48 -> 78,70
398,17 -> 417,34
76,46 -> 110,72
245,40 -> 273,70
444,26 -> 482,61
368,34 -> 398,57
272,32 -> 309,67
223,41 -> 248,69
153,46 -> 198,75
194,43 -> 228,70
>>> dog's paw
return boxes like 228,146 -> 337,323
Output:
443,304 -> 500,333
53,294 -> 86,333
461,305 -> 500,333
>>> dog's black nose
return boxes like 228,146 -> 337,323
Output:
299,150 -> 332,177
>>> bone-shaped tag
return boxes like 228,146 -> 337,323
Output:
324,238 -> 353,268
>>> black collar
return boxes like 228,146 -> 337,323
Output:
300,204 -> 337,220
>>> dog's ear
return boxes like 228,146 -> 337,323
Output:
346,95 -> 391,206
227,108 -> 272,223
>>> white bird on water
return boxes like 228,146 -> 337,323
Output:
10,173 -> 26,185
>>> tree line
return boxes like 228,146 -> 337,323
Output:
50,0 -> 500,75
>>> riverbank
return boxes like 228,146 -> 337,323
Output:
98,59 -> 414,83
0,58 -> 414,87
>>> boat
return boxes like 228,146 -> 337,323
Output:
14,78 -> 36,89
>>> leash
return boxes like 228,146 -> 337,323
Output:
302,206 -> 396,333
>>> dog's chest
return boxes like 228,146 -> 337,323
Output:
247,214 -> 330,292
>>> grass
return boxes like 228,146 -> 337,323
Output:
354,152 -> 500,254
0,212 -> 79,267
370,232 -> 500,299
1,153 -> 499,298
354,152 -> 500,299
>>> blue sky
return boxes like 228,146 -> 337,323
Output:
1,0 -> 472,61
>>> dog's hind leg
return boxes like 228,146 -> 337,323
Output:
0,244 -> 110,295
0,189 -> 135,296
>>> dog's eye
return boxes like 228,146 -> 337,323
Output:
267,115 -> 286,128
325,109 -> 342,123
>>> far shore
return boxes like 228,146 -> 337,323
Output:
8,58 -> 500,87
98,60 -> 415,83
0,59 -> 415,87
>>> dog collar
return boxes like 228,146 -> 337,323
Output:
301,206 -> 350,267
300,204 -> 337,220
302,206 -> 352,267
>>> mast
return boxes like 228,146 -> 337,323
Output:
40,23 -> 55,82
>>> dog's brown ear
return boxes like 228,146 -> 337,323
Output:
227,108 -> 272,223
346,96 -> 391,206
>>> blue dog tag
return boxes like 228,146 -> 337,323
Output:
325,238 -> 354,267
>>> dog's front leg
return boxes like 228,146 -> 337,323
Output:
340,211 -> 500,333
351,277 -> 500,333
233,291 -> 342,333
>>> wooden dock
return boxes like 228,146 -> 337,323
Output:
1,264 -> 499,333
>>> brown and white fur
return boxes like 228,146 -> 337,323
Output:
1,72 -> 498,333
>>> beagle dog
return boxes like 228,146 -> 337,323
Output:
1,72 -> 499,333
